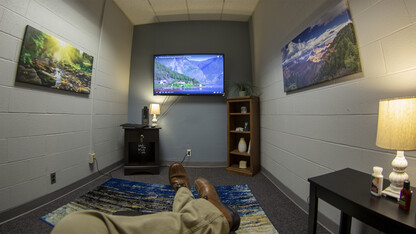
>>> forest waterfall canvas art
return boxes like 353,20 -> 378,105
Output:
16,25 -> 93,94
281,0 -> 361,92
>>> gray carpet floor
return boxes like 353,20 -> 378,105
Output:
0,166 -> 331,234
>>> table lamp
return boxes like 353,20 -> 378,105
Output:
149,103 -> 160,127
376,97 -> 416,199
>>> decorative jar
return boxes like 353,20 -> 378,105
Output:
238,137 -> 247,152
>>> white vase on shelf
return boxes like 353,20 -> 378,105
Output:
238,137 -> 247,152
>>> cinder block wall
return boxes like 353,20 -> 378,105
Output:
0,0 -> 132,213
251,0 -> 416,232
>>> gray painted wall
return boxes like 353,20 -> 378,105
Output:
251,0 -> 416,233
0,0 -> 132,213
128,21 -> 252,163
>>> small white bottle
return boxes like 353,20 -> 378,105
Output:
370,166 -> 383,196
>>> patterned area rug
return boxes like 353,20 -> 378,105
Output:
41,178 -> 278,233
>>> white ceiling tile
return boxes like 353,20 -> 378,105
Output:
149,0 -> 188,15
188,0 -> 224,14
223,0 -> 259,14
113,0 -> 157,25
114,0 -> 259,25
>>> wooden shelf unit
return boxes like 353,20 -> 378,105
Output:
226,96 -> 260,176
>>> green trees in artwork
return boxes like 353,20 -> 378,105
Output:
16,26 -> 93,94
20,27 -> 46,66
19,26 -> 93,74
314,23 -> 361,83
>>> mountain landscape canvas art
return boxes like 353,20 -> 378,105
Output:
16,25 -> 93,94
281,0 -> 361,92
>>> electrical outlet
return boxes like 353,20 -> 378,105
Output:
50,172 -> 56,184
187,149 -> 191,157
89,153 -> 96,164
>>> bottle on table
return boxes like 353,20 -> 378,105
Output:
398,180 -> 412,211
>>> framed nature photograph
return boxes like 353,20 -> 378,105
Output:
16,25 -> 93,94
281,0 -> 361,92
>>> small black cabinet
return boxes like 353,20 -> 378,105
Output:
122,125 -> 160,175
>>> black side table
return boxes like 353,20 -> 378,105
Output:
308,168 -> 416,234
121,124 -> 160,175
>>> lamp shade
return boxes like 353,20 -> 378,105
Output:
149,104 -> 160,115
376,97 -> 416,150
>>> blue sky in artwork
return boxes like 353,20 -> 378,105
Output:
282,0 -> 353,65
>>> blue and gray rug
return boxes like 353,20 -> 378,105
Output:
41,178 -> 277,233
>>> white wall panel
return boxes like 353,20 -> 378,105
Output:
358,41 -> 386,78
0,9 -> 30,38
3,113 -> 31,138
261,153 -> 312,201
347,0 -> 374,16
45,134 -> 75,155
7,136 -> 46,162
72,131 -> 90,149
0,161 -> 30,189
0,139 -> 6,163
26,1 -> 97,55
28,156 -> 49,179
259,81 -> 284,102
94,70 -> 113,88
0,31 -> 18,60
251,0 -> 416,232
43,94 -> 91,115
0,0 -> 29,15
93,115 -> 115,129
0,6 -> 4,19
0,0 -> 132,213
0,188 -> 10,211
382,24 -> 416,73
352,0 -> 410,46
0,86 -> 10,112
35,0 -> 103,40
9,176 -> 48,208
9,88 -> 48,113
0,59 -> 16,86
262,140 -> 331,180
0,114 -> 8,138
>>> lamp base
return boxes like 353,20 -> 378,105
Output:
382,186 -> 400,200
381,150 -> 409,201
151,114 -> 157,128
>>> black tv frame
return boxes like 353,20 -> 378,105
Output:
153,53 -> 225,96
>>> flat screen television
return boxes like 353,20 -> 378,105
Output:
154,54 -> 224,96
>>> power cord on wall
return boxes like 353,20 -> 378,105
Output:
158,96 -> 182,124
94,157 -> 113,178
180,153 -> 188,164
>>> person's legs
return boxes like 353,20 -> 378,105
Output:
194,177 -> 240,232
51,195 -> 228,234
169,162 -> 230,233
171,186 -> 230,233
52,163 -> 233,234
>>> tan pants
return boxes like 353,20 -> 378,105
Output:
51,187 -> 229,234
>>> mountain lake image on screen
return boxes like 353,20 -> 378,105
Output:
154,54 -> 224,96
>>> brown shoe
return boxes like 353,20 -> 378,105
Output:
194,178 -> 240,232
169,163 -> 190,193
